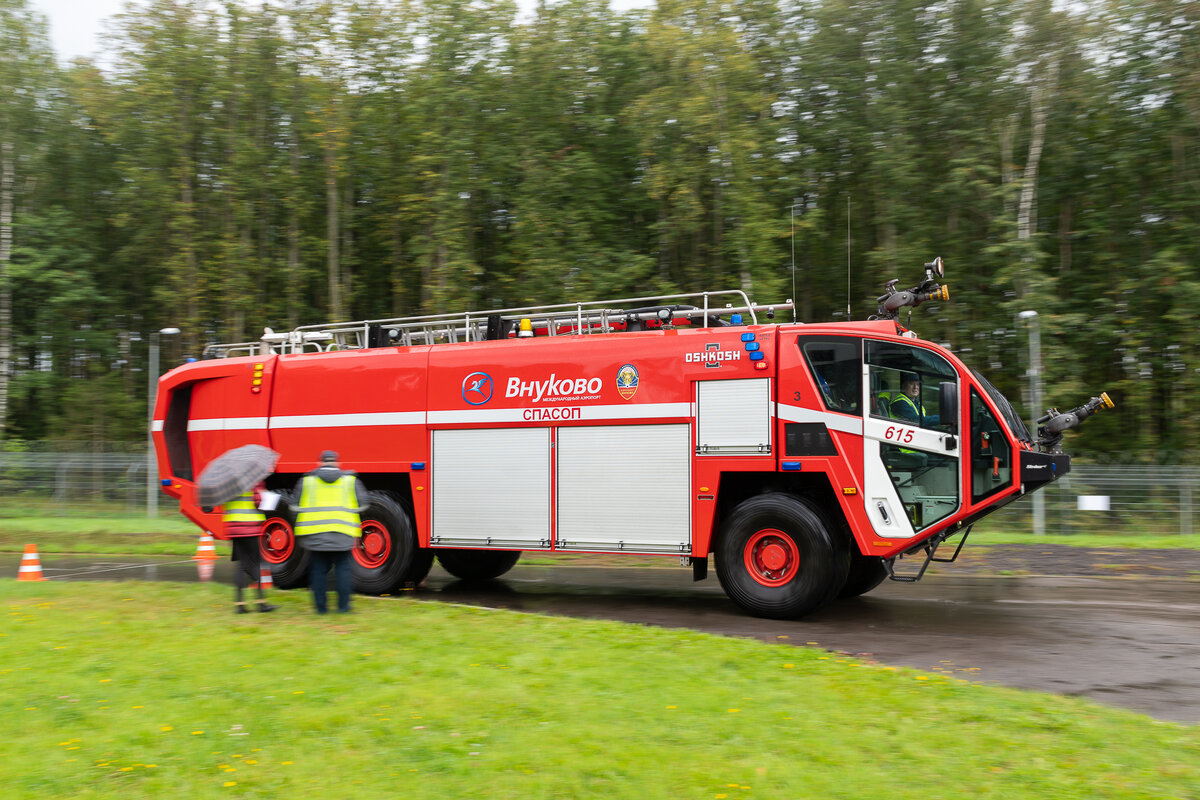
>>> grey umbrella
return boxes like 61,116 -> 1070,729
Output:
197,444 -> 280,507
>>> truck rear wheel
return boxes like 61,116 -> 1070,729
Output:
838,550 -> 888,598
352,492 -> 431,594
715,493 -> 849,619
435,549 -> 522,582
260,500 -> 310,589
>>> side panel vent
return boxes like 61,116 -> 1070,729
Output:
784,422 -> 838,457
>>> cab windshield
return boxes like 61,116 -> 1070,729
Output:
971,370 -> 1031,443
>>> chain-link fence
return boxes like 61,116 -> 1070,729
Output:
1,444 -> 1197,532
0,443 -> 151,514
983,465 -> 1198,536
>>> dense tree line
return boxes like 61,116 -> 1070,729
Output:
0,0 -> 1197,460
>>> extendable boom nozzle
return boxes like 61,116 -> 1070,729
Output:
1037,392 -> 1114,453
873,257 -> 949,321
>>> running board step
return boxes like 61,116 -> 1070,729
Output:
883,526 -> 972,583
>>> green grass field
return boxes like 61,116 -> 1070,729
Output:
1,511 -> 1197,559
1,581 -> 1196,799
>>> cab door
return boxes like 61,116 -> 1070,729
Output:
861,339 -> 961,539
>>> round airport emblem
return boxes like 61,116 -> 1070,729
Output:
616,364 -> 639,400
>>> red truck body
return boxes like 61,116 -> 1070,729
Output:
152,288 -> 1067,618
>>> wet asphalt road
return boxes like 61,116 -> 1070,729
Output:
12,555 -> 1200,724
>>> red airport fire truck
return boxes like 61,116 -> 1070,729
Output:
152,259 -> 1111,618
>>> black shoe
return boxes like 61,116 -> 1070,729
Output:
258,603 -> 279,613
235,605 -> 250,615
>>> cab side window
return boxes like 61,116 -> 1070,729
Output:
799,337 -> 861,416
866,340 -> 956,431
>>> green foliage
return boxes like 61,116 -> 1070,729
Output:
0,0 -> 1197,459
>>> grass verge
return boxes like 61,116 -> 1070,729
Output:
968,530 -> 1200,550
0,516 -> 198,556
1,581 -> 1198,799
1,512 -> 1196,560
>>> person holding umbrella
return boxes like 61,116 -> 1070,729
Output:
292,450 -> 369,614
198,444 -> 281,614
220,483 -> 278,614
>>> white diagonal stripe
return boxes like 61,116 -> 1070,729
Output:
269,412 -> 426,429
187,417 -> 269,432
775,403 -> 863,436
183,404 -> 693,432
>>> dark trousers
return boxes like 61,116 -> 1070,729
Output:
309,549 -> 353,613
231,537 -> 264,602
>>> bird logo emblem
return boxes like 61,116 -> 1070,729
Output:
462,372 -> 493,405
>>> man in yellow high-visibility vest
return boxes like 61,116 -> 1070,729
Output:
889,373 -> 925,423
889,373 -> 939,426
293,451 -> 369,614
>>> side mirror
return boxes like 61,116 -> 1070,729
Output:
938,381 -> 958,434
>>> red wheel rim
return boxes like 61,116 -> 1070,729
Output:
353,520 -> 392,569
260,518 -> 295,564
744,528 -> 800,587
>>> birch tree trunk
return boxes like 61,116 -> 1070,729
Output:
1017,80 -> 1049,244
287,112 -> 301,329
0,141 -> 12,441
325,140 -> 342,321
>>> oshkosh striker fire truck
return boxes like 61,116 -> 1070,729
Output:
152,259 -> 1110,619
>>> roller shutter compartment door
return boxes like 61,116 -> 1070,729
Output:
431,427 -> 551,548
556,424 -> 691,553
696,378 -> 771,454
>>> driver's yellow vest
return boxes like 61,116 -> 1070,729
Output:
890,393 -> 926,421
295,475 -> 362,538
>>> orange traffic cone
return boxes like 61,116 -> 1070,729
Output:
192,533 -> 219,561
196,560 -> 215,582
17,544 -> 47,582
248,566 -> 272,590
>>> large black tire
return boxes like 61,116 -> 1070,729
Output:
838,549 -> 888,598
352,491 -> 430,595
435,549 -> 522,582
260,496 -> 310,590
715,493 -> 849,619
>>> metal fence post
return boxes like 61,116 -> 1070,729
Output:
1183,483 -> 1193,537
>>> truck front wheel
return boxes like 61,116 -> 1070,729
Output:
352,492 -> 433,594
838,549 -> 888,598
715,493 -> 849,619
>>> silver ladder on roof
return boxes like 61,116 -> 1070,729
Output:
200,289 -> 795,359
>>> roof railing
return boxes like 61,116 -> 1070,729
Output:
200,290 -> 794,359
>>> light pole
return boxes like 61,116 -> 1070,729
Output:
1018,310 -> 1044,535
147,327 -> 181,517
